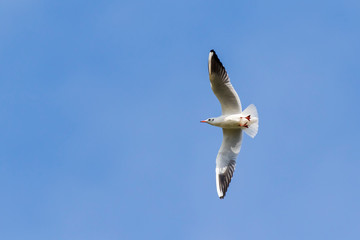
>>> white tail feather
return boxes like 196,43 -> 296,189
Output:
241,104 -> 259,138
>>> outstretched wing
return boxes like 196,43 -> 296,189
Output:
208,50 -> 242,115
216,129 -> 243,199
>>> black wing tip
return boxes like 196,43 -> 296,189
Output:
209,49 -> 225,74
219,192 -> 226,199
217,160 -> 236,199
209,49 -> 219,59
218,173 -> 233,199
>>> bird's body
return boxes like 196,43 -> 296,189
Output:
203,113 -> 258,129
201,50 -> 259,199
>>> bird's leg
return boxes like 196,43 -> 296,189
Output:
239,123 -> 249,128
239,116 -> 250,128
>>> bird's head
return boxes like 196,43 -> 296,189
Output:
200,118 -> 216,125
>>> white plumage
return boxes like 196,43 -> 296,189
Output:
201,50 -> 259,199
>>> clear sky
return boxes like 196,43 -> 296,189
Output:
1,0 -> 359,239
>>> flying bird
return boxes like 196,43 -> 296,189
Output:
201,50 -> 259,199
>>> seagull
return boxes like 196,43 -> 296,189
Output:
201,50 -> 259,199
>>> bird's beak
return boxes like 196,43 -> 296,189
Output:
200,120 -> 207,123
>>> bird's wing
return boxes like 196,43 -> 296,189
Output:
216,129 -> 243,199
208,50 -> 242,115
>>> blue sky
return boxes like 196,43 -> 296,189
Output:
1,0 -> 359,239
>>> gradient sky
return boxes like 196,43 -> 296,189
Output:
1,0 -> 360,239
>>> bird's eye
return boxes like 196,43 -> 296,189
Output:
208,119 -> 210,121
